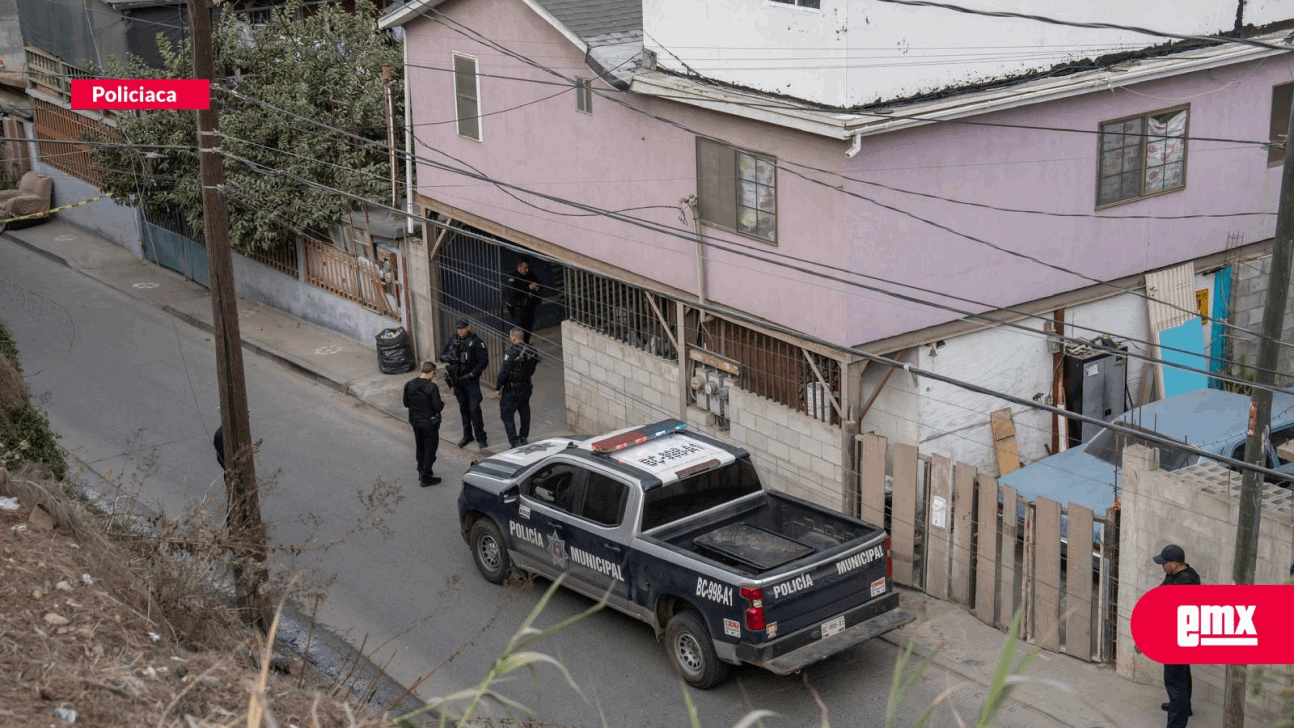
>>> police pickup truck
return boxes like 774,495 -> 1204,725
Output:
457,419 -> 914,687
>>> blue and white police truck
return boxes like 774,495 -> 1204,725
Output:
457,419 -> 913,688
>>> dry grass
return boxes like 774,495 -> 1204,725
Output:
0,348 -> 27,412
0,466 -> 397,728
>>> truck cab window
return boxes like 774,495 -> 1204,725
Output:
525,463 -> 580,512
641,458 -> 761,531
580,471 -> 629,527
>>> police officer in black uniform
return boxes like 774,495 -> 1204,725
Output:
503,257 -> 542,344
1153,543 -> 1200,727
403,361 -> 444,487
494,327 -> 541,448
440,318 -> 489,449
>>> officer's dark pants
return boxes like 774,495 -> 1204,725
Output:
1164,664 -> 1192,728
511,306 -> 537,344
411,419 -> 440,482
454,380 -> 488,443
500,383 -> 532,446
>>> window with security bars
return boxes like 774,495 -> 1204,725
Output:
696,137 -> 777,243
453,52 -> 481,141
1269,83 -> 1293,166
1096,106 -> 1188,207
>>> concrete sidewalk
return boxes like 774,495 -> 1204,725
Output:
882,589 -> 1237,728
1,219 -> 577,454
3,219 -> 1249,728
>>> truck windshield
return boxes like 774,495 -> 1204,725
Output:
640,458 -> 761,531
1085,424 -> 1193,471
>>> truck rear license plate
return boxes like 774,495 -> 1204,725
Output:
821,616 -> 845,639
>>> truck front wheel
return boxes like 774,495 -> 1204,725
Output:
665,610 -> 730,689
470,519 -> 510,584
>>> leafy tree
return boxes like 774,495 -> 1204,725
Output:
92,0 -> 402,252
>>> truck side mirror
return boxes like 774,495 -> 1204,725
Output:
502,485 -> 520,505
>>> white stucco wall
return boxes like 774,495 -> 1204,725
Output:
644,0 -> 1256,107
905,282 -> 1220,476
859,346 -> 920,447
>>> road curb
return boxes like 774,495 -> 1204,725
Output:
2,228 -> 75,270
159,304 -> 352,395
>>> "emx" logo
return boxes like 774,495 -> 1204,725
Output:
1177,605 -> 1257,647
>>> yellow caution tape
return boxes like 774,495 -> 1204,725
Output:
0,194 -> 107,224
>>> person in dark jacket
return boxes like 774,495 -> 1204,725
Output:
403,361 -> 445,487
213,424 -> 260,471
1153,544 -> 1200,727
440,319 -> 489,449
503,258 -> 542,344
494,327 -> 541,448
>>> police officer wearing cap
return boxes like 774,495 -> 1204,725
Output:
440,318 -> 489,449
494,327 -> 541,448
1153,543 -> 1200,727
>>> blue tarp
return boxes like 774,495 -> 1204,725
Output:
1160,317 -> 1209,397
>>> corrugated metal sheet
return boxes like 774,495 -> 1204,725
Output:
1145,262 -> 1196,333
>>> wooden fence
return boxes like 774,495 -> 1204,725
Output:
301,236 -> 400,320
854,433 -> 1118,663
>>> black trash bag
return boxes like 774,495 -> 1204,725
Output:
375,327 -> 415,374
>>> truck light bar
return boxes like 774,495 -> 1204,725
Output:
590,420 -> 687,453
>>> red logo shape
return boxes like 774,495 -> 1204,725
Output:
71,79 -> 210,110
1131,585 -> 1294,664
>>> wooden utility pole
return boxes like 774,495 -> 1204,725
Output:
1222,95 -> 1294,728
188,0 -> 271,633
382,64 -> 398,207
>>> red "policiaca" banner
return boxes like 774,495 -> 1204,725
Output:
71,79 -> 210,110
1131,585 -> 1294,665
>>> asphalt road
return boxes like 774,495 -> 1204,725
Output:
0,240 -> 1060,728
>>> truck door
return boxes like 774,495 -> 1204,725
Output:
563,468 -> 634,609
513,461 -> 584,579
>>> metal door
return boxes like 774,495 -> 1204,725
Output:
436,227 -> 506,385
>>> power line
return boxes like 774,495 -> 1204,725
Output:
196,152 -> 1294,485
874,0 -> 1294,53
213,86 -> 1294,388
422,10 -> 1294,353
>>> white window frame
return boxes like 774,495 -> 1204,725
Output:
452,51 -> 482,142
576,78 -> 593,115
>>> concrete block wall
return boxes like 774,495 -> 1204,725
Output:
1231,253 -> 1294,384
562,321 -> 679,435
1118,447 -> 1291,717
684,389 -> 843,512
562,322 -> 846,512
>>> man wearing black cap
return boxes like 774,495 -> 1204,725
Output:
503,257 -> 542,344
440,319 -> 489,449
403,361 -> 444,486
1153,543 -> 1200,727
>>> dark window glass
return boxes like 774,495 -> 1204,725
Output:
525,463 -> 580,513
580,471 -> 628,526
641,458 -> 762,531
1086,425 -> 1192,471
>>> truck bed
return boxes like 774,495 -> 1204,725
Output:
644,491 -> 882,578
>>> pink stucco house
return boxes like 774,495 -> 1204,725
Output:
380,0 -> 1293,506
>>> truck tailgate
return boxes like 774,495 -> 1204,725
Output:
761,538 -> 890,638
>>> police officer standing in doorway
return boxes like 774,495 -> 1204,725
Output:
403,361 -> 444,487
504,257 -> 542,344
495,327 -> 541,448
1152,543 -> 1200,727
440,318 -> 489,449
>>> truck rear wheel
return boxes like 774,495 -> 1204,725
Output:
665,610 -> 730,689
470,519 -> 510,584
